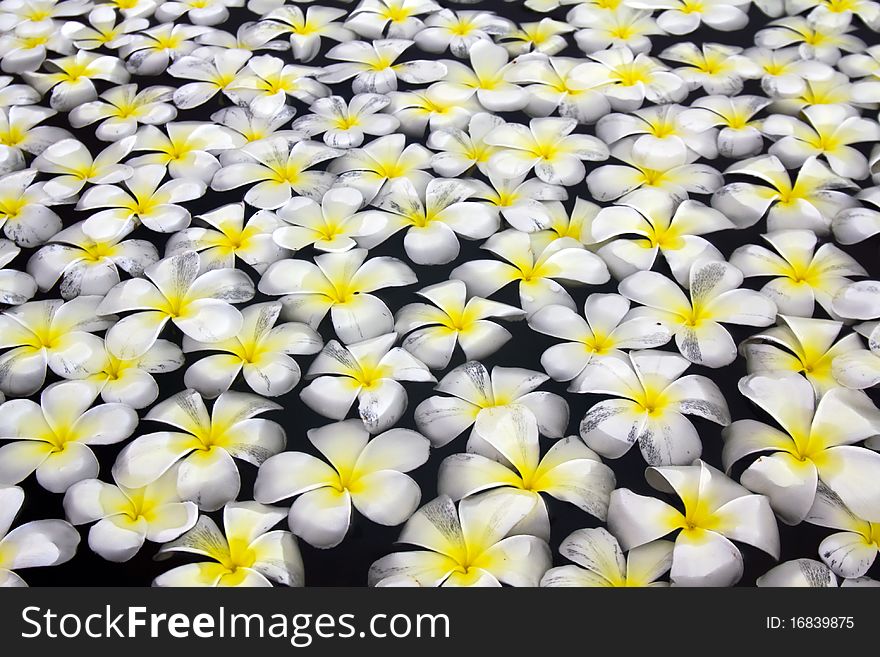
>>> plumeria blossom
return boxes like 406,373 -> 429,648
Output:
97,250 -> 255,359
68,84 -> 177,142
120,24 -> 211,76
155,0 -> 244,26
661,43 -> 761,96
27,221 -> 159,299
426,112 -> 503,178
368,490 -> 551,587
570,47 -> 687,112
755,16 -> 864,65
153,502 -> 303,587
346,0 -> 441,40
414,360 -> 569,447
62,6 -> 148,52
414,8 -> 513,58
595,104 -> 718,170
620,259 -> 778,367
385,84 -> 480,136
712,156 -> 859,234
575,349 -> 731,465
273,187 -> 383,253
113,389 -> 285,511
82,338 -> 184,410
567,6 -> 660,55
0,296 -> 111,396
484,117 -> 609,186
765,106 -> 880,181
608,460 -> 780,587
258,6 -> 354,63
723,373 -> 880,524
541,528 -> 673,587
626,0 -> 750,34
318,39 -> 446,94
498,17 -> 574,56
211,137 -> 341,210
591,188 -> 735,283
328,133 -> 433,203
0,239 -> 35,304
0,380 -> 137,493
468,172 -> 567,233
730,229 -> 866,317
806,481 -> 879,579
23,50 -> 128,111
63,466 -> 198,562
741,315 -> 863,397
0,105 -> 70,174
230,55 -> 327,118
0,169 -> 61,247
0,22 -> 72,77
677,95 -> 771,160
0,485 -> 79,587
439,406 -> 616,533
32,137 -> 134,200
259,248 -> 416,344
76,164 -> 207,241
166,202 -> 285,274
451,229 -> 610,315
587,139 -> 723,202
505,55 -> 612,124
395,279 -> 525,369
358,177 -> 500,265
434,39 -> 528,113
129,122 -> 239,183
167,48 -> 251,110
743,46 -> 835,98
292,94 -> 399,149
528,293 -> 671,386
300,333 -> 434,433
255,419 -> 430,548
183,301 -> 322,398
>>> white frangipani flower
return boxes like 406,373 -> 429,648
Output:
395,279 -> 525,369
439,406 -> 616,532
576,349 -> 731,465
427,111 -> 504,178
76,164 -> 207,241
68,84 -> 177,142
129,122 -> 240,182
155,0 -> 244,26
211,137 -> 341,210
0,380 -> 138,493
368,491 -> 551,587
451,229 -> 610,315
724,373 -> 880,524
259,248 -> 416,344
730,229 -> 867,318
414,8 -> 513,58
27,221 -> 159,299
301,332 -> 434,433
620,259 -> 778,367
0,296 -> 111,396
0,169 -> 61,247
346,0 -> 441,40
528,294 -> 671,386
567,6 -> 660,55
358,177 -> 500,265
33,137 -> 135,200
23,50 -> 128,111
414,360 -> 569,447
154,502 -> 303,587
0,105 -> 71,174
541,528 -> 673,587
120,24 -> 211,77
166,202 -> 286,274
255,419 -> 430,548
677,95 -> 771,160
229,54 -> 327,117
97,250 -> 255,359
660,43 -> 761,96
592,188 -> 734,283
63,465 -> 198,562
292,94 -> 399,149
626,0 -> 750,34
741,315 -> 864,397
183,301 -> 322,398
468,172 -> 567,233
258,5 -> 354,63
0,485 -> 79,587
434,39 -> 528,113
113,389 -> 285,511
608,460 -> 780,587
484,116 -> 609,186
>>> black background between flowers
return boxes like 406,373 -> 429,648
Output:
5,0 -> 880,586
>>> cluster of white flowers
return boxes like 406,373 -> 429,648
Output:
0,0 -> 879,588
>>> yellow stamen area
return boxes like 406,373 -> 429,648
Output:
615,62 -> 653,87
